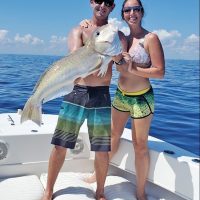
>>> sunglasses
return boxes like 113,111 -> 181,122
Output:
123,6 -> 143,13
94,0 -> 114,7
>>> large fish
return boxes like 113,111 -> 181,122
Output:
20,23 -> 122,126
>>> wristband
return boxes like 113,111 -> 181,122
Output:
114,58 -> 125,65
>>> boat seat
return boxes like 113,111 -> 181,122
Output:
0,175 -> 44,200
40,172 -> 137,200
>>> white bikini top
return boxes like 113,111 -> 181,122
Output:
129,37 -> 151,66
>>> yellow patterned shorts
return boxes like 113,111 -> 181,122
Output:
112,86 -> 154,119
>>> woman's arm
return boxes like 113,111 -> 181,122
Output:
112,31 -> 129,69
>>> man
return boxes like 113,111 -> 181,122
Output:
42,1 -> 126,200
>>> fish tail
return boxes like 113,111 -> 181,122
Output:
20,96 -> 42,126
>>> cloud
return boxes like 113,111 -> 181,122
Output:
0,29 -> 8,41
50,35 -> 66,45
0,29 -> 67,55
153,29 -> 181,40
178,34 -> 200,54
0,23 -> 199,59
184,34 -> 199,44
0,30 -> 44,46
153,29 -> 182,48
0,29 -> 12,44
107,18 -> 199,59
154,31 -> 199,59
153,30 -> 199,59
48,35 -> 67,54
14,34 -> 44,45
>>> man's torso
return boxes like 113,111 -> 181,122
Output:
74,25 -> 113,87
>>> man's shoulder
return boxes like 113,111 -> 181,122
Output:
70,22 -> 95,38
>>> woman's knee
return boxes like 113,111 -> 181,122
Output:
111,131 -> 121,148
111,127 -> 123,138
54,145 -> 67,154
134,139 -> 149,154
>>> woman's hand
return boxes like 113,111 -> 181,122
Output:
122,52 -> 132,64
115,52 -> 132,72
79,19 -> 93,28
128,61 -> 137,74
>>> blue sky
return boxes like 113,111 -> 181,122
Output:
0,0 -> 199,60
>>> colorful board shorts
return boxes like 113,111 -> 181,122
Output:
112,86 -> 154,119
51,85 -> 111,152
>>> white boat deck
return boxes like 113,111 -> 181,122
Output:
0,171 -> 167,200
0,113 -> 199,200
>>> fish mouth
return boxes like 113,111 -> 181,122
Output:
99,41 -> 112,44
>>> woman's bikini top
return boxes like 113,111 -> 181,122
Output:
129,36 -> 151,67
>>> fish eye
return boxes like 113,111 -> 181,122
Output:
96,31 -> 100,36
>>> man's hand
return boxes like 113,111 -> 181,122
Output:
112,54 -> 123,64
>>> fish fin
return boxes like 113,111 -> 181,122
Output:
20,96 -> 42,126
97,56 -> 112,77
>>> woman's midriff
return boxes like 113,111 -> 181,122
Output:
118,74 -> 150,92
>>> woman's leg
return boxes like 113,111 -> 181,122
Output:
131,114 -> 153,200
109,107 -> 130,159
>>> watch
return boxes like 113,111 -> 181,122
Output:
114,58 -> 125,65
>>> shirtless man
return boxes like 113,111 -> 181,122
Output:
41,1 -> 126,200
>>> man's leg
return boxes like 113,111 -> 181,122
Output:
42,90 -> 85,200
42,146 -> 66,200
95,151 -> 109,200
84,108 -> 129,184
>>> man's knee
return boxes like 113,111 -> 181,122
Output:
95,151 -> 109,159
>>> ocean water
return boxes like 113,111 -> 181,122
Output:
0,54 -> 199,156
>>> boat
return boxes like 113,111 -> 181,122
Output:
0,111 -> 199,200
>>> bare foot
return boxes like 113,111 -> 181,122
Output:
83,172 -> 96,184
96,193 -> 106,200
41,191 -> 53,200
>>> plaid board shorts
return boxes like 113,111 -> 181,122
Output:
51,85 -> 111,152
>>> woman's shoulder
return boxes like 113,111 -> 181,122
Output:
145,32 -> 160,43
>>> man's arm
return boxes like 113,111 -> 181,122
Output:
67,26 -> 84,84
67,26 -> 83,53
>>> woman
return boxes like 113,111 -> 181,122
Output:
83,0 -> 165,199
111,0 -> 165,199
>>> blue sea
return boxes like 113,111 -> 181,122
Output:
0,54 -> 199,156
